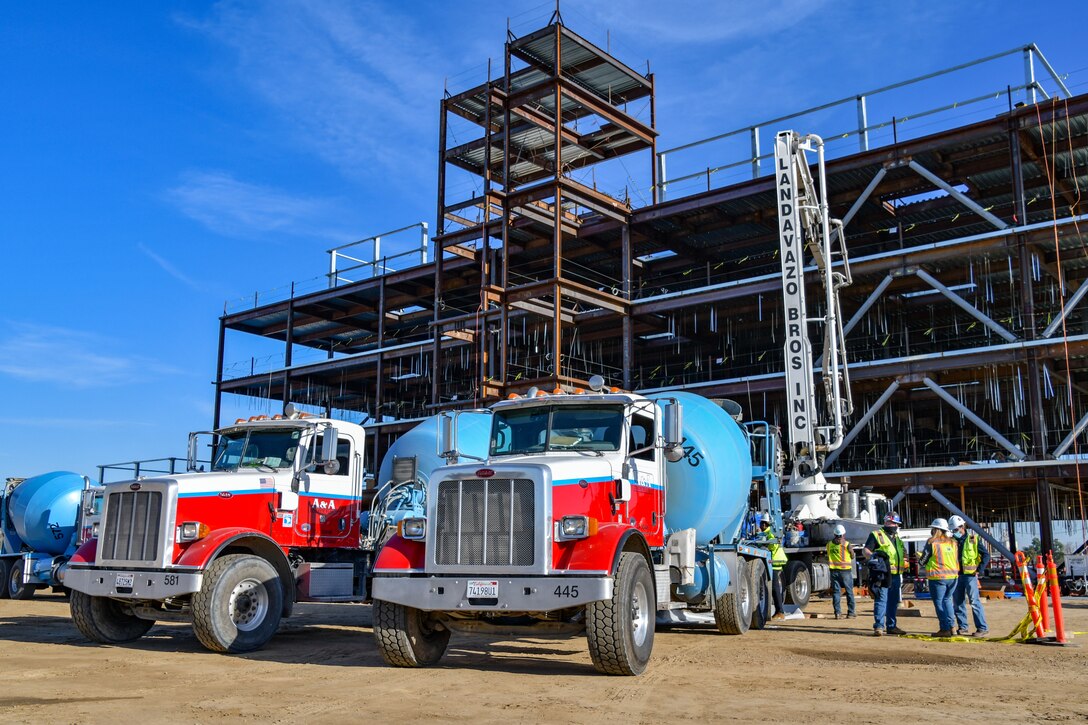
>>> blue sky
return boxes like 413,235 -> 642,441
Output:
2,0 -> 1086,484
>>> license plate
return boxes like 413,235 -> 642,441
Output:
467,580 -> 498,598
115,574 -> 134,588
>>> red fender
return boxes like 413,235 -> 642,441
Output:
70,538 -> 98,565
175,527 -> 287,568
554,522 -> 641,573
373,534 -> 425,571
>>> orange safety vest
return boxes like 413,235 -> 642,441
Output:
925,538 -> 960,581
827,540 -> 853,570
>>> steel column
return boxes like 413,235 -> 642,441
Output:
213,315 -> 226,430
843,274 -> 893,337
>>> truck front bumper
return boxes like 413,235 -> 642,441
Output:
64,566 -> 203,599
372,575 -> 613,612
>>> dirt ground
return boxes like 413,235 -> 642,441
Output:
1,592 -> 1085,724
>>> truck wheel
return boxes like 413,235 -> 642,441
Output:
191,554 -> 283,654
714,560 -> 752,635
0,559 -> 10,599
69,590 -> 155,643
748,558 -> 769,630
587,552 -> 655,675
784,560 -> 811,608
373,598 -> 450,667
8,557 -> 35,600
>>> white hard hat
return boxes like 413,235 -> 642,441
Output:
929,517 -> 950,533
833,524 -> 846,536
949,515 -> 966,530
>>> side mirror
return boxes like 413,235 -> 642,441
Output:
437,413 -> 455,461
663,401 -> 684,463
321,426 -> 338,465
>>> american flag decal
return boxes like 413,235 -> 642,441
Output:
259,477 -> 275,488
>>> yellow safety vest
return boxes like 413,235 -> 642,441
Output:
960,532 -> 982,575
759,528 -> 788,570
872,529 -> 907,575
827,540 -> 853,570
925,538 -> 960,581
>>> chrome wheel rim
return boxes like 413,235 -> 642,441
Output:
229,577 -> 269,632
630,579 -> 651,647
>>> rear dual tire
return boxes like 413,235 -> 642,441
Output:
8,557 -> 36,600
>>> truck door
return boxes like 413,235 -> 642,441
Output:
295,435 -> 362,546
627,413 -> 663,542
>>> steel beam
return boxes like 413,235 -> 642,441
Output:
907,160 -> 1009,231
929,488 -> 1017,563
913,268 -> 1017,342
1054,409 -> 1088,457
823,379 -> 900,470
1043,280 -> 1088,338
921,376 -> 1027,459
843,274 -> 893,337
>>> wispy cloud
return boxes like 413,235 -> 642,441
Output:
0,417 -> 148,429
177,1 -> 447,181
0,322 -> 185,388
137,242 -> 203,291
166,170 -> 348,240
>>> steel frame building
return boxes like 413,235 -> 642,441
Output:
213,19 -> 1088,553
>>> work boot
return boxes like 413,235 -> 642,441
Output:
887,627 -> 907,635
955,628 -> 968,636
834,613 -> 842,620
771,612 -> 786,621
873,628 -> 885,637
973,630 -> 989,638
847,613 -> 857,619
934,629 -> 953,638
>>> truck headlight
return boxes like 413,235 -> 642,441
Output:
557,515 -> 598,540
399,517 -> 427,540
177,521 -> 210,542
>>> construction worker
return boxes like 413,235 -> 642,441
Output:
863,512 -> 908,636
949,515 -> 990,636
756,513 -> 788,620
920,517 -> 960,637
827,524 -> 856,619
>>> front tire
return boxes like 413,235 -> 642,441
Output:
715,559 -> 752,635
191,554 -> 283,653
784,559 -> 811,608
69,590 -> 155,643
372,598 -> 451,667
8,557 -> 35,600
587,552 -> 655,675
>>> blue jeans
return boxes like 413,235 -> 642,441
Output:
929,578 -> 956,632
953,574 -> 988,632
831,569 -> 855,616
872,573 -> 901,630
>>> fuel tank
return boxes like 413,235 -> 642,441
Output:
3,471 -> 83,555
648,392 -> 751,546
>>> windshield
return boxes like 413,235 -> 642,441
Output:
212,428 -> 303,471
490,404 -> 624,456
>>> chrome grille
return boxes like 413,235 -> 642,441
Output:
101,490 -> 163,563
435,478 -> 535,567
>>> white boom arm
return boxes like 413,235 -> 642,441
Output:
774,131 -> 854,506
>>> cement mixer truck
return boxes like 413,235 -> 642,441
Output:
370,385 -> 782,675
1,472 -> 101,599
62,408 -> 430,654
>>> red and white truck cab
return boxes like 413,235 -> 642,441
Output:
63,409 -> 377,653
371,384 -> 773,675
